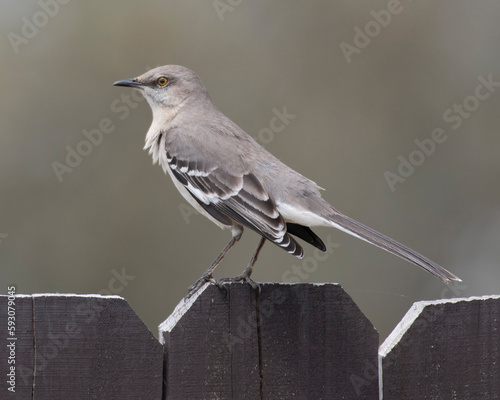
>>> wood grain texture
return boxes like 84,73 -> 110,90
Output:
0,294 -> 163,400
160,282 -> 379,399
380,295 -> 500,400
4,286 -> 498,399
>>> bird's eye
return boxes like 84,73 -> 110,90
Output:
157,77 -> 168,86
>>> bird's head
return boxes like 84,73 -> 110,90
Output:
113,65 -> 209,115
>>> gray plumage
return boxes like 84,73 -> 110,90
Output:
114,65 -> 460,285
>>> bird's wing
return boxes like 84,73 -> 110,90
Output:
167,150 -> 303,257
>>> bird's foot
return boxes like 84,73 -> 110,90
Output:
187,273 -> 217,296
234,273 -> 259,291
218,273 -> 259,291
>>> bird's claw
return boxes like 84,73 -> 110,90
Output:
234,273 -> 259,291
188,271 -> 260,298
187,274 -> 217,296
217,273 -> 260,292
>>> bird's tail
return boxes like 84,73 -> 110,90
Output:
326,212 -> 461,282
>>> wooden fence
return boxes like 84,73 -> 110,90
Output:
1,283 -> 499,399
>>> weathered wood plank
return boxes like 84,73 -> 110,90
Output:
380,295 -> 500,400
160,281 -> 260,399
0,294 -> 163,400
160,282 -> 379,399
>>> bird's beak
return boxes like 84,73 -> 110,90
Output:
113,78 -> 143,88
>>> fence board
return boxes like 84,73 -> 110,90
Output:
0,294 -> 163,400
160,282 -> 379,399
380,295 -> 500,400
3,285 -> 499,399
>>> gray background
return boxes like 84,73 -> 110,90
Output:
1,0 -> 499,341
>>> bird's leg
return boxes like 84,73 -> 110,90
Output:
232,237 -> 266,289
188,234 -> 241,294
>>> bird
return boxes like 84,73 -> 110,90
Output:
113,65 -> 460,292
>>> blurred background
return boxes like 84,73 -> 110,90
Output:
1,0 -> 499,341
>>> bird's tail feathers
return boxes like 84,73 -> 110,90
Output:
325,212 -> 461,282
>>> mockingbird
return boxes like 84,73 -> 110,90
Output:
114,65 -> 460,290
